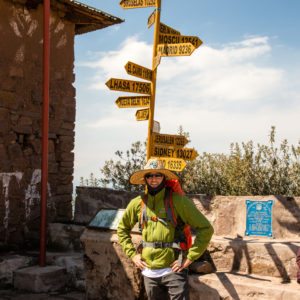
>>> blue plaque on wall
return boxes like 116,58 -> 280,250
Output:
245,200 -> 274,237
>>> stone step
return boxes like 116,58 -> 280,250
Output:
189,272 -> 300,300
209,236 -> 300,281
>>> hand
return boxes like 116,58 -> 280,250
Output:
132,254 -> 148,270
170,258 -> 193,273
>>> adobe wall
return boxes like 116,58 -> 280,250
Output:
75,187 -> 300,240
0,0 -> 75,247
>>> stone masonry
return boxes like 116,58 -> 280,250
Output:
0,0 -> 123,249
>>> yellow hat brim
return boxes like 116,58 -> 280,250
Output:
129,169 -> 178,185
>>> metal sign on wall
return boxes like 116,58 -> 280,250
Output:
245,200 -> 274,237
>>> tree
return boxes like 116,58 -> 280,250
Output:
81,127 -> 300,196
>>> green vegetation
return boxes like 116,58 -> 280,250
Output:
80,127 -> 300,196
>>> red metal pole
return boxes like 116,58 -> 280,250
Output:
39,0 -> 50,267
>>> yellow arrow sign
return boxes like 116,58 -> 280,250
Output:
120,0 -> 157,9
153,133 -> 189,148
157,43 -> 196,57
136,108 -> 149,121
106,78 -> 151,95
150,157 -> 187,172
159,33 -> 203,49
125,61 -> 153,81
160,23 -> 180,35
152,145 -> 198,160
115,96 -> 150,108
148,9 -> 156,28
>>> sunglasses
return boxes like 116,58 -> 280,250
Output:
145,173 -> 163,179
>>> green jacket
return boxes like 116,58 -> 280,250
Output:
117,188 -> 214,269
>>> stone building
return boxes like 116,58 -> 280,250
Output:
0,0 -> 122,248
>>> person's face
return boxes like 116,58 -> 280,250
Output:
145,172 -> 164,188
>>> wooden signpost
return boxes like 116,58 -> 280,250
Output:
115,96 -> 150,108
136,108 -> 149,121
160,23 -> 180,35
152,145 -> 198,160
125,61 -> 153,81
153,133 -> 189,148
104,0 -> 203,172
150,157 -> 187,172
158,33 -> 202,48
120,0 -> 157,9
106,78 -> 151,95
157,43 -> 196,57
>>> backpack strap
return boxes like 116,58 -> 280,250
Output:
164,187 -> 177,227
140,193 -> 148,230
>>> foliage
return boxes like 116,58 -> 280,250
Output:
96,141 -> 146,192
80,127 -> 300,196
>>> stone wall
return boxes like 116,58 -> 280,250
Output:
0,0 -> 75,247
75,187 -> 300,240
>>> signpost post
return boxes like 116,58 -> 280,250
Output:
104,0 -> 204,173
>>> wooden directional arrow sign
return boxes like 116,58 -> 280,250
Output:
157,43 -> 196,57
120,0 -> 157,9
160,23 -> 180,35
159,33 -> 203,49
148,9 -> 156,28
151,157 -> 187,172
136,108 -> 149,121
125,61 -> 153,81
115,96 -> 150,108
106,78 -> 151,95
153,133 -> 189,148
152,145 -> 198,160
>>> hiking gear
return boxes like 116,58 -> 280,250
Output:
130,158 -> 178,185
140,186 -> 193,253
117,188 -> 214,269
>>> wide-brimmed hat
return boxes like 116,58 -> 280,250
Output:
130,158 -> 178,185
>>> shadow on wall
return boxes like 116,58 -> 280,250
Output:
275,196 -> 300,234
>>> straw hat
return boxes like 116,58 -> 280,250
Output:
130,158 -> 178,185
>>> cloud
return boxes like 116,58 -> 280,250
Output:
74,34 -> 300,183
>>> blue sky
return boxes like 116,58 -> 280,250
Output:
74,0 -> 300,186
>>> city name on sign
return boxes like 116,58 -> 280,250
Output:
148,9 -> 156,28
115,96 -> 150,108
125,61 -> 153,81
153,133 -> 189,148
150,157 -> 187,172
159,33 -> 203,49
106,78 -> 151,95
152,145 -> 198,160
120,0 -> 157,9
136,108 -> 149,121
160,23 -> 180,35
157,43 -> 196,57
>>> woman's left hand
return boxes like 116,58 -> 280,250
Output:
170,258 -> 193,272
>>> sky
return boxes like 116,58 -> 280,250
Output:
73,0 -> 300,187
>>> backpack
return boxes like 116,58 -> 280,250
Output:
139,179 -> 193,252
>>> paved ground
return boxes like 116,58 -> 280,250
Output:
0,289 -> 85,300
